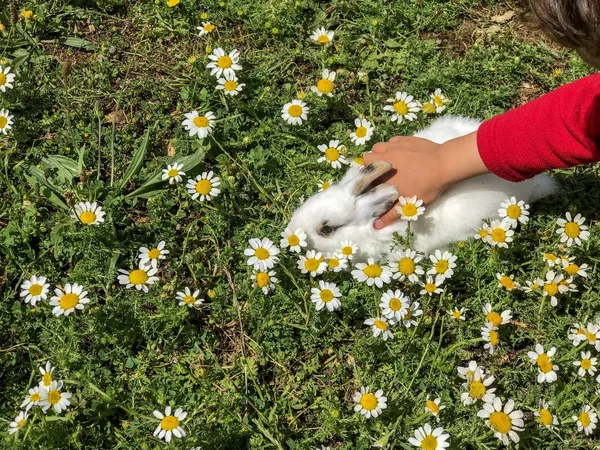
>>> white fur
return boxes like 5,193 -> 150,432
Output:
287,115 -> 558,262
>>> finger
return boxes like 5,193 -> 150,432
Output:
388,136 -> 406,144
373,201 -> 400,230
362,151 -> 382,166
370,142 -> 388,154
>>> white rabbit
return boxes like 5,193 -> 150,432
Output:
286,115 -> 558,262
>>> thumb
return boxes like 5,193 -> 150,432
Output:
373,201 -> 400,230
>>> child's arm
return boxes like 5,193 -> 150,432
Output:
365,73 -> 600,229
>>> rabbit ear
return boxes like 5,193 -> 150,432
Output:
349,161 -> 393,196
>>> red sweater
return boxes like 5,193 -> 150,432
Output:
477,73 -> 600,182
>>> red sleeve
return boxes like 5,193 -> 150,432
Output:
476,73 -> 600,182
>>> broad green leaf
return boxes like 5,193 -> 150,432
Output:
60,36 -> 97,51
116,126 -> 153,194
24,168 -> 69,211
42,155 -> 79,183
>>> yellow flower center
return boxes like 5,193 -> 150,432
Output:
183,295 -> 196,305
403,310 -> 412,321
47,390 -> 61,405
499,276 -> 515,290
398,257 -> 415,275
59,293 -> 80,310
355,126 -> 368,138
320,289 -> 334,303
489,329 -> 499,346
433,95 -> 445,107
420,435 -> 438,450
422,102 -> 436,114
579,412 -> 591,427
22,10 -> 34,19
320,181 -> 331,190
254,248 -> 269,260
435,260 -> 449,274
426,400 -> 440,414
544,253 -> 557,262
167,168 -> 179,177
317,78 -> 334,94
203,23 -> 215,32
529,283 -> 539,291
353,156 -> 364,165
425,283 -> 437,293
287,234 -> 300,246
255,272 -> 270,288
29,284 -> 43,296
359,393 -> 378,410
30,392 -> 41,402
304,258 -> 320,272
581,358 -> 592,370
544,282 -> 558,296
195,179 -> 212,195
129,269 -> 148,285
478,229 -> 488,238
193,116 -> 209,128
536,353 -> 553,373
393,100 -> 409,115
491,228 -> 506,243
224,80 -> 238,91
217,55 -> 233,69
317,34 -> 329,43
486,312 -> 502,327
388,298 -> 402,311
564,222 -> 580,238
79,211 -> 97,224
0,116 -> 7,128
489,411 -> 512,434
42,373 -> 52,386
325,147 -> 340,161
287,104 -> 304,117
565,264 -> 579,276
539,408 -> 553,426
363,264 -> 382,278
160,415 -> 180,431
16,418 -> 26,428
402,203 -> 418,217
341,246 -> 353,256
374,319 -> 388,330
148,248 -> 161,259
587,331 -> 598,343
506,204 -> 521,219
166,0 -> 180,6
468,380 -> 486,399
328,258 -> 340,268
452,310 -> 462,319
0,73 -> 6,85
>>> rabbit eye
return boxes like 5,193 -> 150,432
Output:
319,224 -> 336,236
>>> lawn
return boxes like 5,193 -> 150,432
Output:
1,0 -> 599,449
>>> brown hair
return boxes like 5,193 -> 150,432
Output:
523,0 -> 600,58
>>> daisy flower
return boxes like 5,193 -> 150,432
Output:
71,201 -> 105,225
527,344 -> 558,383
153,406 -> 187,443
182,110 -> 216,138
461,369 -> 496,405
350,118 -> 374,145
310,27 -> 334,44
49,283 -> 90,317
396,196 -> 425,221
0,108 -> 14,134
585,323 -> 600,351
568,323 -> 588,346
206,48 -> 241,78
280,228 -> 307,253
486,219 -> 514,248
482,303 -> 512,328
457,360 -> 485,380
477,398 -> 524,446
556,212 -> 590,247
448,307 -> 466,320
281,99 -> 308,125
407,423 -> 450,450
8,411 -> 28,434
339,240 -> 358,260
350,155 -> 364,167
352,258 -> 392,288
39,380 -> 72,414
311,280 -> 342,312
419,276 -> 443,296
117,263 -> 159,293
325,252 -> 348,272
540,271 -> 569,307
317,139 -> 347,168
535,400 -> 559,429
297,250 -> 327,277
39,362 -> 55,389
311,68 -> 336,97
562,259 -> 589,278
197,21 -> 215,36
422,88 -> 449,114
474,223 -> 491,241
427,250 -> 457,282
364,317 -> 394,340
20,275 -> 50,306
481,323 -> 500,354
138,241 -> 169,269
523,280 -> 541,293
574,351 -> 597,377
379,289 -> 409,322
401,301 -> 423,328
162,162 -> 185,184
176,287 -> 204,307
0,66 -> 16,92
542,252 -> 560,267
21,386 -> 42,411
384,91 -> 420,124
496,273 -> 519,291
388,248 -> 424,282
186,171 -> 221,202
317,179 -> 333,191
244,237 -> 280,271
498,197 -> 530,227
573,405 -> 598,435
216,72 -> 245,96
251,269 -> 278,295
425,397 -> 445,419
353,387 -> 387,419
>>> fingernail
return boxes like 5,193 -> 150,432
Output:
373,220 -> 383,230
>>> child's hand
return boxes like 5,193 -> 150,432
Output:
363,131 -> 487,230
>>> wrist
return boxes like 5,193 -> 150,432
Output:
438,131 -> 488,189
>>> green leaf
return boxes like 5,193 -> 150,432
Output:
60,36 -> 97,51
116,126 -> 154,194
41,155 -> 79,183
24,168 -> 69,211
384,38 -> 403,48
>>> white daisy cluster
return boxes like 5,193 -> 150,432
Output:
9,361 -> 73,435
480,303 -> 512,354
19,275 -> 91,317
117,240 -> 171,293
0,65 -> 16,136
384,88 -> 450,125
475,197 -> 530,249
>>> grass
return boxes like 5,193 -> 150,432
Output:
0,0 -> 599,448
